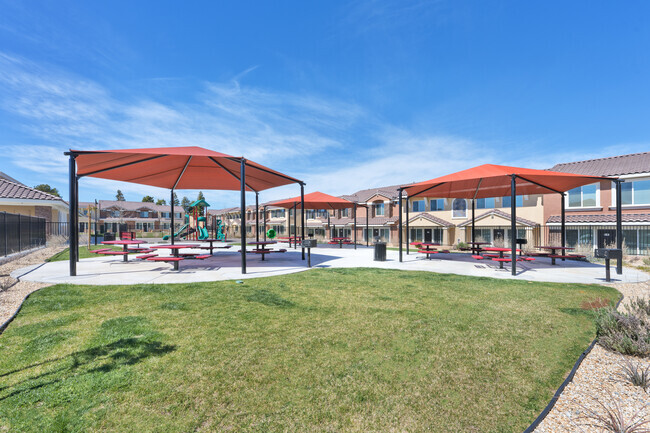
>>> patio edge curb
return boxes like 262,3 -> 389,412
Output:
521,293 -> 624,433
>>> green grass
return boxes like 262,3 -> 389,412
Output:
0,269 -> 618,432
46,246 -> 122,262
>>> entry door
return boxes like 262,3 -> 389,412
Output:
424,229 -> 432,243
598,229 -> 616,248
493,229 -> 505,243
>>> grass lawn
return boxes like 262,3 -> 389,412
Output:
46,246 -> 123,262
0,269 -> 618,432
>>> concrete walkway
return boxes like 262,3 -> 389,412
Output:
12,243 -> 649,286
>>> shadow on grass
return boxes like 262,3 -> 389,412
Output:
0,337 -> 176,401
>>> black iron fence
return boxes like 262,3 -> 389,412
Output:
0,212 -> 47,257
462,224 -> 650,255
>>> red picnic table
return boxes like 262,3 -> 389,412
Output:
247,240 -> 278,260
482,247 -> 521,269
100,240 -> 148,262
535,246 -> 575,265
467,241 -> 491,255
330,237 -> 351,248
417,243 -> 440,259
148,244 -> 201,271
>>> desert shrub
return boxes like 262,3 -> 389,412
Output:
578,395 -> 650,432
616,358 -> 650,393
456,242 -> 468,250
596,298 -> 650,357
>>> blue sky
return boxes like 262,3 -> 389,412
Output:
1,0 -> 649,208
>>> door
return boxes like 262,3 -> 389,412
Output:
493,229 -> 505,244
598,229 -> 616,248
424,229 -> 432,243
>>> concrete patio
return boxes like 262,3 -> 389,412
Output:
11,242 -> 649,286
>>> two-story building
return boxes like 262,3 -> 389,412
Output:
79,200 -> 184,235
545,152 -> 650,255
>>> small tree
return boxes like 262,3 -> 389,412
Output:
172,192 -> 180,206
195,191 -> 207,214
142,195 -> 154,203
156,198 -> 166,205
181,196 -> 191,213
116,190 -> 125,201
34,184 -> 61,198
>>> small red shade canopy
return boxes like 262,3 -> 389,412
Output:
72,146 -> 300,191
65,146 -> 303,277
269,191 -> 355,209
403,164 -> 614,198
268,191 -> 368,248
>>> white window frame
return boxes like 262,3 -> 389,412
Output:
565,183 -> 600,209
612,176 -> 650,207
411,199 -> 425,212
451,198 -> 467,219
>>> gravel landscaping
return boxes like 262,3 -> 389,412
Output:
534,280 -> 650,433
0,245 -> 65,327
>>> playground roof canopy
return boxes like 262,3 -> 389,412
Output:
269,191 -> 355,209
402,164 -> 617,199
70,146 -> 301,192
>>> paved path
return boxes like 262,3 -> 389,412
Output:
12,243 -> 649,285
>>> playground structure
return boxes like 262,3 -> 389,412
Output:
162,199 -> 225,241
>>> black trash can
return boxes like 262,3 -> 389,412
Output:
374,242 -> 387,261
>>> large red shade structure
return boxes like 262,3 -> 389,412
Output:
398,164 -> 622,276
268,191 -> 367,248
65,146 -> 304,276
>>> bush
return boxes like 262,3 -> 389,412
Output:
456,242 -> 468,250
596,298 -> 650,357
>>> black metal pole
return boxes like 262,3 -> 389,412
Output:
398,188 -> 403,262
293,203 -> 297,249
405,195 -> 410,254
68,153 -> 77,276
301,184 -> 305,260
240,159 -> 247,274
471,198 -> 476,244
353,203 -> 357,250
615,180 -> 623,274
511,175 -> 517,276
94,199 -> 98,245
170,189 -> 175,245
255,192 -> 259,243
560,193 -> 566,261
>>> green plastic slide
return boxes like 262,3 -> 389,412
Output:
198,226 -> 209,240
162,223 -> 189,241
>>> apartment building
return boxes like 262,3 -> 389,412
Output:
78,200 -> 183,234
545,152 -> 650,255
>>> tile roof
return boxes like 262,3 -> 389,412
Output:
341,184 -> 407,203
93,200 -> 172,212
0,172 -> 24,185
457,209 -> 538,227
547,213 -> 650,224
0,178 -> 65,202
407,213 -> 454,227
550,152 -> 650,177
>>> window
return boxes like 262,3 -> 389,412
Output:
412,200 -> 425,212
340,208 -> 349,217
501,196 -> 524,208
452,199 -> 467,218
140,211 -> 149,218
567,183 -> 598,208
476,197 -> 496,209
474,228 -> 491,243
175,213 -> 182,219
429,199 -> 445,211
410,228 -> 423,242
112,210 -> 120,217
161,212 -> 170,218
305,210 -> 315,219
374,203 -> 385,216
620,180 -> 650,205
364,228 -> 389,242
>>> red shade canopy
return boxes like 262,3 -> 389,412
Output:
403,164 -> 616,199
269,191 -> 355,209
70,146 -> 301,192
